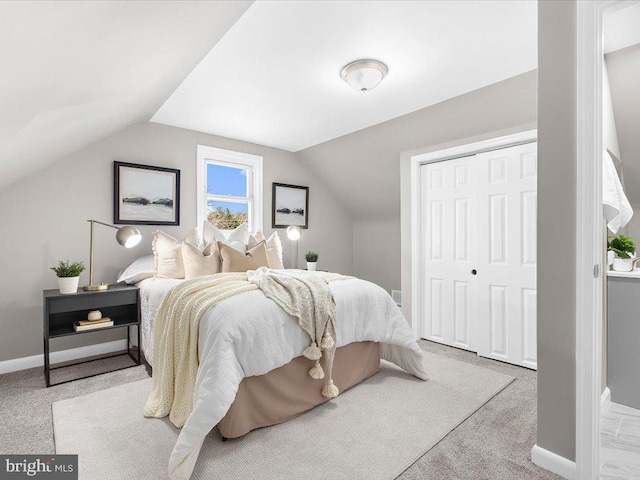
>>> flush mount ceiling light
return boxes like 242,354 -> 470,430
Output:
340,59 -> 388,93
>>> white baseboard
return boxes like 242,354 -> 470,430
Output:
0,340 -> 128,375
601,387 -> 611,413
531,444 -> 576,480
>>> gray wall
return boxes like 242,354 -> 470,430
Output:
536,0 -> 577,462
0,122 -> 353,362
299,71 -> 538,294
352,219 -> 401,294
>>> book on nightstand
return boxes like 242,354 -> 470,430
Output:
73,317 -> 114,332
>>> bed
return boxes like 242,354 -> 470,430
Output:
138,272 -> 427,480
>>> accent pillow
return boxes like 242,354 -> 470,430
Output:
203,222 -> 250,250
152,229 -> 199,279
248,230 -> 284,269
182,241 -> 220,279
117,255 -> 155,284
219,240 -> 271,273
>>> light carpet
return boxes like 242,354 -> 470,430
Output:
53,351 -> 513,480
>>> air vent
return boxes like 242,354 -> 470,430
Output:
391,290 -> 402,307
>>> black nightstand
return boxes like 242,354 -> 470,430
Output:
43,284 -> 141,387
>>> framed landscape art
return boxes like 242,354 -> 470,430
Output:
272,183 -> 309,229
114,161 -> 180,225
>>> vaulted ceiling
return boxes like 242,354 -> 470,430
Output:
152,0 -> 537,152
0,1 -> 251,190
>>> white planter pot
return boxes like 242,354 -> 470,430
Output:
307,262 -> 318,271
607,250 -> 615,267
613,257 -> 634,272
57,276 -> 80,294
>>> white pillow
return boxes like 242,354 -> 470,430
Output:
117,255 -> 155,284
152,228 -> 199,279
248,230 -> 284,269
203,222 -> 249,252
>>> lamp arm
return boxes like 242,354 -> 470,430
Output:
87,219 -> 119,230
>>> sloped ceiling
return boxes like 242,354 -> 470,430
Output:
0,0 -> 251,190
152,0 -> 537,152
296,71 -> 538,220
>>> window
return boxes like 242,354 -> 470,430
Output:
197,145 -> 263,232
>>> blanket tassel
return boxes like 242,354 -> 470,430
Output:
308,361 -> 325,379
303,342 -> 322,361
322,379 -> 340,398
320,334 -> 335,350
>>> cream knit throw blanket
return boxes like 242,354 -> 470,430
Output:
144,270 -> 351,428
248,267 -> 349,398
144,273 -> 257,427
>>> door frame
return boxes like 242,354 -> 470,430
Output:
410,129 -> 537,340
575,1 -> 637,478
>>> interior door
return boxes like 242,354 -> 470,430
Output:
475,143 -> 537,369
420,156 -> 478,352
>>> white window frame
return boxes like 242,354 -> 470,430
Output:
196,145 -> 263,233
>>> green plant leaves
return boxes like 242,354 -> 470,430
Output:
608,234 -> 636,259
51,260 -> 85,278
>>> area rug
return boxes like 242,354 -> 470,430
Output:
53,351 -> 514,480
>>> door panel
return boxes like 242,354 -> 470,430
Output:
476,143 -> 537,369
421,156 -> 477,352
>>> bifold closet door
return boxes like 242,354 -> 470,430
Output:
420,142 -> 537,369
475,143 -> 537,369
420,156 -> 478,352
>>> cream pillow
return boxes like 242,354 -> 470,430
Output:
182,241 -> 221,279
219,241 -> 271,273
248,230 -> 284,269
152,229 -> 199,279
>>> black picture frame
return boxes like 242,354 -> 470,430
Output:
114,161 -> 180,225
272,183 -> 309,229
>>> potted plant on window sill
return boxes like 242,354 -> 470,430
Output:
305,251 -> 319,271
51,260 -> 85,294
608,234 -> 636,272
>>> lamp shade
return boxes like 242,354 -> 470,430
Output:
116,226 -> 142,248
286,225 -> 301,241
341,59 -> 388,93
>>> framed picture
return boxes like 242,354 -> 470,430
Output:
272,183 -> 309,229
114,161 -> 180,225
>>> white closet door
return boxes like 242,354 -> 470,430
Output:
420,156 -> 478,351
475,143 -> 537,369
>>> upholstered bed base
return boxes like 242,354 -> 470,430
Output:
218,341 -> 380,439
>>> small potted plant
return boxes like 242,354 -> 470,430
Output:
608,235 -> 636,272
51,260 -> 85,294
305,251 -> 319,271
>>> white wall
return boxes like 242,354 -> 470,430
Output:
0,122 -> 353,362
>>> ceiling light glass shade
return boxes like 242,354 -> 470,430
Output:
286,225 -> 301,241
341,59 -> 388,93
116,226 -> 142,248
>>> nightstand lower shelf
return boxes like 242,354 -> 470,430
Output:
45,324 -> 141,387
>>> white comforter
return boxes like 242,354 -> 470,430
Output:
139,275 -> 427,480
